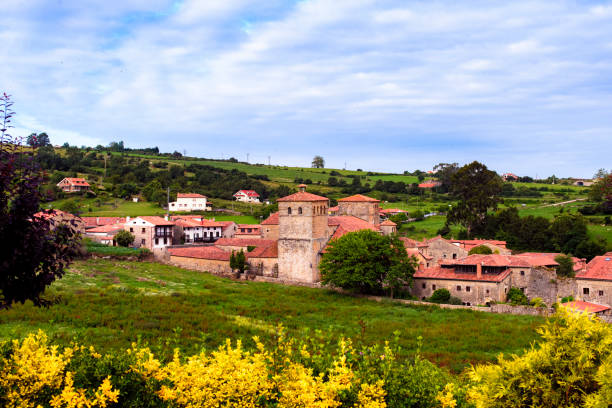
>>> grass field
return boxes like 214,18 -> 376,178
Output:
0,259 -> 543,374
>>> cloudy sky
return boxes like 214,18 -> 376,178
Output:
2,0 -> 611,177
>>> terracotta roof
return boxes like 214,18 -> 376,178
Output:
173,218 -> 202,228
34,209 -> 71,220
234,190 -> 260,197
215,238 -> 276,248
563,301 -> 610,314
200,219 -> 226,228
516,252 -> 585,271
277,191 -> 328,202
380,219 -> 396,226
168,246 -> 230,261
177,193 -> 207,198
86,224 -> 124,233
576,253 -> 612,281
414,266 -> 511,282
62,177 -> 90,186
379,208 -> 407,214
137,216 -> 175,226
418,182 -> 441,188
451,239 -> 507,250
338,194 -> 380,203
400,237 -> 419,248
82,217 -> 126,227
328,206 -> 339,212
247,243 -> 279,258
261,212 -> 279,225
442,254 -> 532,268
327,216 -> 379,240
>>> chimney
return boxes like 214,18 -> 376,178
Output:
126,216 -> 131,222
298,183 -> 307,192
477,262 -> 482,278
164,214 -> 169,221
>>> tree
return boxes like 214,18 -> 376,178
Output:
468,245 -> 493,255
429,288 -> 451,304
506,287 -> 528,305
26,132 -> 50,148
311,155 -> 325,168
0,93 -> 80,309
446,161 -> 503,237
230,250 -> 247,273
319,230 -> 417,298
589,174 -> 612,213
594,168 -> 609,179
115,230 -> 135,247
554,254 -> 575,278
433,162 -> 459,192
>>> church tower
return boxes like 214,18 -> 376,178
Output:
337,194 -> 381,226
277,184 -> 329,283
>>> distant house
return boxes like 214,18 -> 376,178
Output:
502,173 -> 519,181
235,224 -> 262,239
233,190 -> 260,203
56,178 -> 91,193
169,193 -> 209,212
418,181 -> 441,189
85,223 -> 125,246
34,209 -> 85,234
573,179 -> 594,187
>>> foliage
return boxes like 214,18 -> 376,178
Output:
589,174 -> 612,207
115,230 -> 135,247
312,155 -> 325,168
554,254 -> 575,278
447,161 -> 503,237
529,297 -> 546,308
320,230 -> 417,297
433,162 -> 459,193
230,250 -> 247,273
26,132 -> 51,148
468,245 -> 493,255
506,288 -> 528,306
467,307 -> 612,407
0,93 -> 80,309
428,289 -> 451,304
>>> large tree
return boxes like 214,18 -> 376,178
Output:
0,93 -> 80,309
26,132 -> 50,148
320,229 -> 417,298
447,161 -> 503,237
589,174 -> 612,214
433,162 -> 459,192
311,155 -> 325,168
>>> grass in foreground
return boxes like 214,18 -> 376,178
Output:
0,259 -> 543,373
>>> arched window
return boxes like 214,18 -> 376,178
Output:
298,207 -> 302,214
288,207 -> 292,215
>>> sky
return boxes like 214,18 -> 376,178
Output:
1,0 -> 611,178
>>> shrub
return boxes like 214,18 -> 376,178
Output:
555,254 -> 575,278
529,297 -> 546,308
448,297 -> 463,305
468,245 -> 493,255
115,230 -> 135,247
506,287 -> 529,305
429,288 -> 451,304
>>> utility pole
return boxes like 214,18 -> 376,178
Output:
167,187 -> 170,211
268,155 -> 271,166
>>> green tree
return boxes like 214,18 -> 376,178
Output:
447,161 -> 502,237
311,155 -> 325,168
467,307 -> 612,407
433,162 -> 459,192
506,287 -> 528,305
468,245 -> 493,255
554,254 -> 575,278
114,230 -> 135,247
429,288 -> 451,304
549,214 -> 588,254
320,230 -> 417,298
230,250 -> 247,274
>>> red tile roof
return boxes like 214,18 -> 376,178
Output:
338,194 -> 380,203
137,216 -> 175,226
173,218 -> 202,228
168,246 -> 230,261
576,253 -> 612,281
451,239 -> 507,250
563,301 -> 610,314
261,212 -> 279,225
63,178 -> 90,186
234,190 -> 260,197
328,206 -> 339,213
215,238 -> 276,248
82,217 -> 125,227
177,193 -> 207,198
418,182 -> 441,188
33,209 -> 70,220
379,208 -> 407,214
400,237 -> 419,248
247,243 -> 278,258
277,191 -> 328,202
517,252 -> 585,271
414,266 -> 511,282
327,216 -> 379,240
200,219 -> 226,228
380,219 -> 396,226
86,224 -> 125,233
442,254 -> 532,268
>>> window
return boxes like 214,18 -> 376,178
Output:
216,231 -> 220,237
142,228 -> 145,233
520,270 -> 525,276
456,285 -> 461,291
163,238 -> 167,244
520,287 -> 525,293
452,253 -> 457,259
298,207 -> 303,214
141,239 -> 145,245
432,285 -> 436,290
288,207 -> 292,215
155,238 -> 159,245
422,283 -> 426,289
130,228 -> 133,232
583,287 -> 590,295
599,290 -> 604,296
466,286 -> 471,292
486,289 -> 490,294
443,254 -> 447,258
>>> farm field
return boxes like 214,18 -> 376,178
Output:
0,259 -> 543,374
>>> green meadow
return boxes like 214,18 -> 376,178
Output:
0,259 -> 543,374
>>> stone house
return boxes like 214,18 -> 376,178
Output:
84,223 -> 125,245
337,194 -> 381,226
168,193 -> 209,212
168,246 -> 233,276
56,177 -> 91,193
380,219 -> 397,235
261,212 -> 279,240
34,209 -> 85,234
574,252 -> 612,307
418,236 -> 468,264
235,224 -> 262,239
124,216 -> 175,252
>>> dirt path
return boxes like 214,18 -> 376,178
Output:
540,198 -> 587,208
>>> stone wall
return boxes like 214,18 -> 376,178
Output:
338,201 -> 380,225
412,278 -> 509,305
247,257 -> 278,278
262,224 -> 279,240
169,255 -> 233,276
422,240 -> 468,264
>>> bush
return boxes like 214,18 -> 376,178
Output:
115,230 -> 135,247
429,288 -> 451,304
448,297 -> 462,305
468,245 -> 493,255
530,297 -> 546,308
506,287 -> 529,305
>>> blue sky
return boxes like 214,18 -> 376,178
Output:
2,0 -> 612,177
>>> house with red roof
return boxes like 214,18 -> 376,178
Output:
233,190 -> 260,203
56,177 -> 91,193
85,223 -> 125,246
172,216 -> 225,243
124,216 -> 175,252
169,193 -> 209,212
574,252 -> 612,307
418,181 -> 441,189
501,173 -> 519,181
34,209 -> 85,234
235,224 -> 263,239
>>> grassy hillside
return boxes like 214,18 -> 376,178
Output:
0,259 -> 543,374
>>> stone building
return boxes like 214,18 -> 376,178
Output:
337,194 -> 381,226
575,252 -> 612,307
379,219 -> 397,235
418,236 -> 468,264
124,216 -> 175,253
168,193 -> 209,212
261,212 -> 279,240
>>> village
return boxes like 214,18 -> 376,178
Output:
47,177 -> 612,318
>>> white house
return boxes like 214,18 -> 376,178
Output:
56,177 -> 91,193
124,216 -> 175,251
233,190 -> 260,203
169,193 -> 209,212
173,217 -> 225,243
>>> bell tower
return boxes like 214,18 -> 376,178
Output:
277,184 -> 329,283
